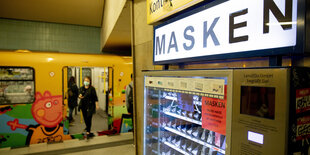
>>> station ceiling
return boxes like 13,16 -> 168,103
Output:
0,0 -> 104,27
0,0 -> 131,55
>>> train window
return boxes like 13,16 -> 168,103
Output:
67,68 -> 72,82
0,67 -> 35,104
82,68 -> 92,81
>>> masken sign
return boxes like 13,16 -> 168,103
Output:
153,0 -> 298,64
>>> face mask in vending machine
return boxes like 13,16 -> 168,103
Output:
231,67 -> 310,155
143,70 -> 233,155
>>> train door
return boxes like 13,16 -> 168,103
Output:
63,66 -> 112,135
62,66 -> 68,134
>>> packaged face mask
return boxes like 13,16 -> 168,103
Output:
165,149 -> 171,155
171,107 -> 177,113
191,145 -> 201,155
186,124 -> 193,135
164,105 -> 171,112
207,131 -> 215,145
201,146 -> 210,155
175,137 -> 181,147
186,142 -> 194,152
162,120 -> 167,127
221,136 -> 226,150
171,136 -> 176,144
181,123 -> 189,133
192,128 -> 199,137
167,121 -> 172,127
209,148 -> 216,155
193,112 -> 201,120
161,136 -> 166,142
177,124 -> 182,131
177,109 -> 182,115
188,112 -> 193,118
181,140 -> 187,150
215,132 -> 221,147
167,135 -> 172,142
201,129 -> 209,141
171,120 -> 177,129
192,127 -> 203,138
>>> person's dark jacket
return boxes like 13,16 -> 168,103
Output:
68,83 -> 79,108
79,86 -> 98,114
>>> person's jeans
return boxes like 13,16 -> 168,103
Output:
81,108 -> 93,133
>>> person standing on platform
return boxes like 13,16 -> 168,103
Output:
126,74 -> 134,131
68,76 -> 78,124
78,76 -> 99,139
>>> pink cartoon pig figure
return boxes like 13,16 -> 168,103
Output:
7,91 -> 72,145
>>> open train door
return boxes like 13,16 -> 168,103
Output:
107,67 -> 114,129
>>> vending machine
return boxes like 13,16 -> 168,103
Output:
143,70 -> 233,155
142,67 -> 310,155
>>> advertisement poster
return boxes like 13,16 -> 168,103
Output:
296,88 -> 310,114
296,115 -> 310,141
201,87 -> 227,135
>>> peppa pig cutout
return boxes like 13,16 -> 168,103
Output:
31,91 -> 63,127
7,91 -> 72,145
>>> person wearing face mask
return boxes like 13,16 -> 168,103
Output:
78,76 -> 99,139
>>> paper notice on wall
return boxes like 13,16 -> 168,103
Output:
296,88 -> 310,114
201,86 -> 227,135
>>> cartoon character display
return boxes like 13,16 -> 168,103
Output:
6,91 -> 72,145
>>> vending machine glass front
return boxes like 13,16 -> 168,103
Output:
144,74 -> 229,155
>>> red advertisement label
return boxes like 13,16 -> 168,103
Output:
202,86 -> 227,135
296,115 -> 310,140
296,88 -> 310,114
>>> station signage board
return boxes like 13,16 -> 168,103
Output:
153,0 -> 301,65
147,0 -> 204,24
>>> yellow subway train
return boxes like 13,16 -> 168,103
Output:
0,50 -> 132,148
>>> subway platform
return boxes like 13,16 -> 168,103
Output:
0,133 -> 134,155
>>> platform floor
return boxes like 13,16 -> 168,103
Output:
63,144 -> 134,155
0,133 -> 134,155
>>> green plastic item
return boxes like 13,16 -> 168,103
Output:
108,116 -> 113,125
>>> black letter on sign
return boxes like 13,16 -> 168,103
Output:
203,17 -> 220,48
229,9 -> 249,43
183,26 -> 195,51
150,3 -> 153,14
155,35 -> 165,55
168,31 -> 179,53
263,0 -> 292,33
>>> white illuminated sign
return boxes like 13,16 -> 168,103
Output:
154,0 -> 298,64
248,131 -> 264,144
